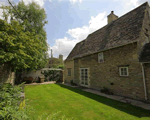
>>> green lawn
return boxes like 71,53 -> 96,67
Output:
25,84 -> 150,120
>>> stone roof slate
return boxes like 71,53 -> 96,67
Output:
65,2 -> 148,61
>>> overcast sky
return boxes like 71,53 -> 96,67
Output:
0,0 -> 150,60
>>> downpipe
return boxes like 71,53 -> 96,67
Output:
141,63 -> 147,101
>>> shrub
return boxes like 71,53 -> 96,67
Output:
100,87 -> 113,95
23,77 -> 34,84
70,80 -> 77,86
41,70 -> 60,81
0,83 -> 30,120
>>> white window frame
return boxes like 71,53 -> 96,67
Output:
98,52 -> 104,63
119,67 -> 129,76
67,68 -> 71,76
80,68 -> 89,86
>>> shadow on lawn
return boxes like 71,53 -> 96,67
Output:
56,84 -> 150,118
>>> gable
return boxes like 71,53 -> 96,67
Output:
65,2 -> 148,62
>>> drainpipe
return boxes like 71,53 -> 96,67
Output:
141,63 -> 147,101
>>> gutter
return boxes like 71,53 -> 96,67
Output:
141,63 -> 148,101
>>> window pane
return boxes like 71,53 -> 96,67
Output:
85,82 -> 88,85
68,68 -> 71,76
124,71 -> 127,75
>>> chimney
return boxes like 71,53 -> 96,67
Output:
59,54 -> 63,61
107,11 -> 118,24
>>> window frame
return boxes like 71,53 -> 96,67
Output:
80,68 -> 89,86
67,68 -> 71,76
98,52 -> 104,63
119,67 -> 129,76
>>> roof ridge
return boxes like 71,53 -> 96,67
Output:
87,2 -> 148,37
65,2 -> 148,61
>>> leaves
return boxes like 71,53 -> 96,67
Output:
0,83 -> 32,120
0,0 -> 49,71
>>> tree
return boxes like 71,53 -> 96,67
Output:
0,19 -> 47,71
0,0 -> 49,71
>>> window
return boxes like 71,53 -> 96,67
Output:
80,68 -> 89,85
98,52 -> 104,63
119,67 -> 129,76
67,68 -> 71,76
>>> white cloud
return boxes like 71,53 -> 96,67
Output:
51,12 -> 107,59
0,9 -> 3,19
137,0 -> 150,5
69,0 -> 83,4
49,0 -> 148,60
0,1 -> 6,19
22,0 -> 45,7
49,0 -> 52,2
51,37 -> 78,60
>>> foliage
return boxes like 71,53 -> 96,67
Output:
0,18 -> 48,70
0,83 -> 31,120
0,0 -> 48,71
49,58 -> 64,69
100,86 -> 113,95
70,80 -> 77,86
41,70 -> 60,81
56,64 -> 65,69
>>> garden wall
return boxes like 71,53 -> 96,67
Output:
0,64 -> 15,85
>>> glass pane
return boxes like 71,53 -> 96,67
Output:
121,71 -> 124,75
124,71 -> 127,75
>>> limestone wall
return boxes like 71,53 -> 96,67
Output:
0,64 -> 15,85
74,43 -> 146,101
64,60 -> 74,83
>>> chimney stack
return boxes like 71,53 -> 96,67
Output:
59,54 -> 63,61
107,11 -> 118,24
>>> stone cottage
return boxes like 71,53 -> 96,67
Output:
64,2 -> 150,102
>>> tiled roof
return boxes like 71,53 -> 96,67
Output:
65,2 -> 148,61
139,43 -> 150,62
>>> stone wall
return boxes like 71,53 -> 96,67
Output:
74,42 -> 146,101
0,64 -> 15,85
22,69 -> 44,82
144,63 -> 150,102
64,60 -> 74,83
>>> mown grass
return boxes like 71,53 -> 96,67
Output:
25,84 -> 150,120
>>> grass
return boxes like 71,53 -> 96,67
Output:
25,84 -> 150,120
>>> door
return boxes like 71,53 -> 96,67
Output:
80,68 -> 89,86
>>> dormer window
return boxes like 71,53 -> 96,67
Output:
98,52 -> 104,63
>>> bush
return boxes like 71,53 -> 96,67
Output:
0,83 -> 30,120
70,80 -> 77,86
23,77 -> 34,84
100,87 -> 113,95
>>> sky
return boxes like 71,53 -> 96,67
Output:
0,0 -> 150,60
